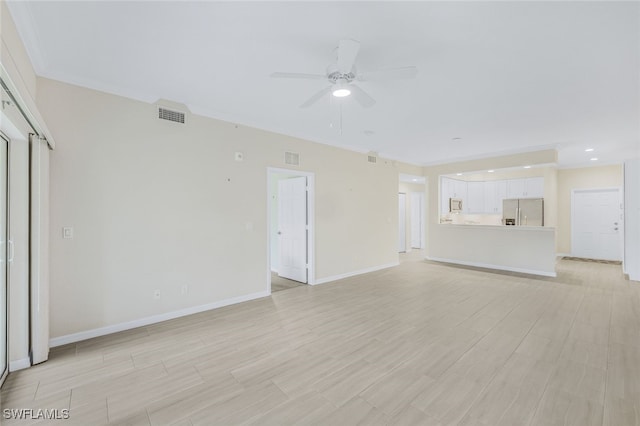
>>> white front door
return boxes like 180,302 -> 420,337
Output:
572,188 -> 623,261
399,193 -> 406,253
410,192 -> 424,249
278,177 -> 308,283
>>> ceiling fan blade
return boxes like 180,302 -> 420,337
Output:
349,84 -> 376,108
357,66 -> 419,82
271,72 -> 326,80
300,86 -> 332,108
337,39 -> 360,74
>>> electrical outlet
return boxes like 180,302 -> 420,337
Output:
180,284 -> 188,295
153,290 -> 161,300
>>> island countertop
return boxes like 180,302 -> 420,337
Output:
429,224 -> 557,277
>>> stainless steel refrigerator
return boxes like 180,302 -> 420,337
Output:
502,198 -> 544,226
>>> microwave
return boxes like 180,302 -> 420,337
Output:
449,198 -> 463,213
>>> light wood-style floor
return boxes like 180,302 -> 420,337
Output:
2,254 -> 639,425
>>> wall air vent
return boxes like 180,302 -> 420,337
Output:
158,107 -> 185,124
367,154 -> 378,164
284,151 -> 300,166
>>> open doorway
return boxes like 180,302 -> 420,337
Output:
399,174 -> 427,260
267,168 -> 315,293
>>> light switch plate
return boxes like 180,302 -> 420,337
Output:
63,227 -> 73,239
234,152 -> 244,162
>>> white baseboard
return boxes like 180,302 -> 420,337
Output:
49,290 -> 270,347
556,252 -> 571,257
314,262 -> 400,285
9,358 -> 30,372
426,256 -> 557,278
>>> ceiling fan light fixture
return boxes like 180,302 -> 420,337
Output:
332,80 -> 351,97
332,86 -> 351,98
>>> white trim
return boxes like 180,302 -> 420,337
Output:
9,357 -> 30,372
426,256 -> 557,278
314,262 -> 400,285
49,290 -> 269,347
267,167 -> 315,289
556,252 -> 571,257
30,135 -> 50,364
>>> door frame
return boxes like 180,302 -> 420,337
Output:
571,187 -> 624,260
0,132 -> 9,387
267,167 -> 315,292
410,191 -> 425,249
398,192 -> 406,253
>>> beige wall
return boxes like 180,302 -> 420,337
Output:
37,77 -> 412,339
557,165 -> 623,254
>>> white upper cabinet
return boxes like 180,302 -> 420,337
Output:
484,180 -> 507,213
440,177 -> 451,214
442,175 -> 543,217
466,182 -> 485,213
440,177 -> 467,214
524,177 -> 544,198
507,178 -> 526,198
506,177 -> 544,198
452,179 -> 467,199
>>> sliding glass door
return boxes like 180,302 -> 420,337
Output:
0,134 -> 8,385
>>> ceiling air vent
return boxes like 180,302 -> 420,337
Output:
158,107 -> 185,124
284,151 -> 300,166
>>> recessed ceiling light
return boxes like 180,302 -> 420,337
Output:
590,157 -> 598,161
488,170 -> 495,173
412,178 -> 418,182
452,137 -> 462,142
585,148 -> 594,152
456,173 -> 463,176
523,165 -> 531,169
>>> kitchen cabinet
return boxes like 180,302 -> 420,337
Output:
466,182 -> 485,213
442,176 -> 543,216
452,179 -> 467,199
506,177 -> 544,198
524,177 -> 544,198
440,177 -> 467,214
484,180 -> 507,214
440,177 -> 452,214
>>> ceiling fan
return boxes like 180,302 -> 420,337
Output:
271,39 -> 418,109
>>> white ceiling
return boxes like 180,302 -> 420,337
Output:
7,1 -> 639,168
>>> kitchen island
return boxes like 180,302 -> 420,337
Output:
428,224 -> 556,277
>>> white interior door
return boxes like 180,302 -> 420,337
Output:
572,188 -> 623,261
278,177 -> 308,283
410,192 -> 424,249
399,193 -> 406,253
0,135 -> 8,384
